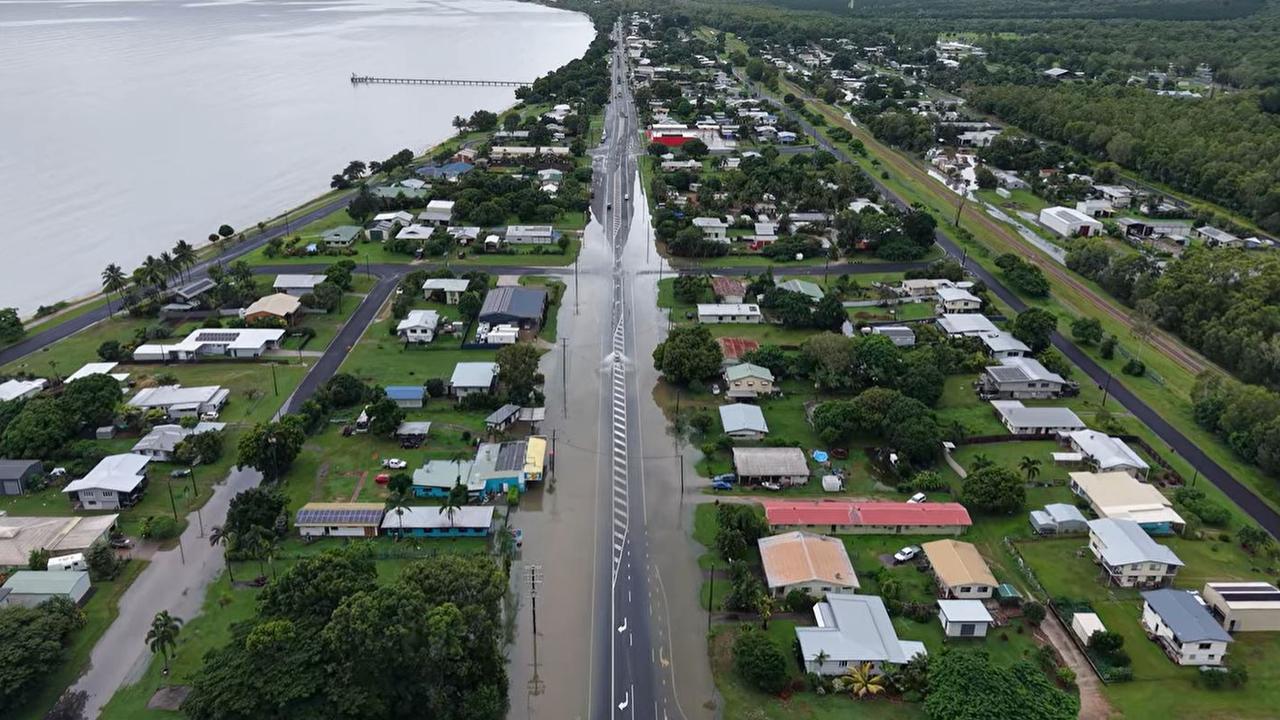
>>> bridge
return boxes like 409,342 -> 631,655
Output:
350,73 -> 531,87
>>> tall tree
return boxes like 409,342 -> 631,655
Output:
101,263 -> 128,315
146,610 -> 183,675
208,525 -> 237,584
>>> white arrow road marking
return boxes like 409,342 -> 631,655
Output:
617,617 -> 627,633
618,690 -> 629,711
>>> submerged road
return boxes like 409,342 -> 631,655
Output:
755,79 -> 1280,537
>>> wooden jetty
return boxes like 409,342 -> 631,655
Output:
350,74 -> 532,88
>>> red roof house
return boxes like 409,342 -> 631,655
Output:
763,500 -> 971,535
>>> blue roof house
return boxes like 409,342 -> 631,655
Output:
416,162 -> 474,181
385,385 -> 425,409
1141,589 -> 1233,666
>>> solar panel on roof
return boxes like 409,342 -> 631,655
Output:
296,508 -> 382,524
1219,591 -> 1280,603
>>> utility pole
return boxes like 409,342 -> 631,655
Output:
189,465 -> 204,538
953,193 -> 967,228
1100,374 -> 1113,408
707,560 -> 715,632
270,363 -> 279,396
550,429 -> 557,481
525,564 -> 544,635
166,477 -> 179,521
560,337 -> 568,418
574,254 -> 579,315
678,454 -> 685,495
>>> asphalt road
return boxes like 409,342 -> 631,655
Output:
757,79 -> 1280,537
0,193 -> 354,368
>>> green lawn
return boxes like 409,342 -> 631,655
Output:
453,237 -> 581,268
11,559 -> 148,720
1015,537 -> 1280,719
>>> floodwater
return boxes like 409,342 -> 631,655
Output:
0,0 -> 592,314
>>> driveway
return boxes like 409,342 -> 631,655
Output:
1040,610 -> 1113,719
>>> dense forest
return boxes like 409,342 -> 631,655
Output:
764,0 -> 1266,20
970,84 -> 1280,232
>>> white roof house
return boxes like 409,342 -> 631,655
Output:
797,593 -> 926,674
977,331 -> 1030,358
0,379 -> 47,402
63,454 -> 150,497
936,285 -> 981,311
380,505 -> 495,534
937,313 -> 998,336
1088,517 -> 1184,570
1039,206 -> 1104,238
1065,431 -> 1150,478
981,356 -> 1068,399
450,362 -> 498,392
937,599 -> 994,637
990,400 -> 1085,434
419,200 -> 455,224
131,422 -> 225,460
132,328 -> 284,361
396,224 -> 436,241
65,362 -> 130,384
697,303 -> 762,324
396,309 -> 441,342
273,274 -> 328,293
719,403 -> 769,437
127,385 -> 229,416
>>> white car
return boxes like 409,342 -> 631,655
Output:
381,458 -> 407,470
907,492 -> 927,504
893,545 -> 921,564
760,481 -> 782,492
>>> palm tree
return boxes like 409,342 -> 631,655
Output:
970,453 -> 994,472
101,263 -> 128,316
240,525 -> 270,578
835,662 -> 886,699
814,650 -> 830,672
208,526 -> 237,584
159,251 -> 180,283
140,256 -> 167,296
1020,456 -> 1042,482
385,490 -> 410,540
173,239 -> 196,280
440,482 -> 467,529
146,611 -> 184,675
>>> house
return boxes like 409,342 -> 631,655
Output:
937,600 -> 994,637
1039,206 -> 1103,238
758,531 -> 858,598
294,503 -> 384,538
449,362 -> 498,398
1093,184 -> 1132,208
980,357 -> 1068,399
719,403 -> 769,439
936,286 -> 981,313
448,226 -> 481,244
898,278 -> 955,298
273,274 -> 327,297
1070,471 -> 1184,533
1087,518 -> 1183,587
990,400 -> 1085,435
133,328 -> 284,362
778,279 -> 824,302
131,422 -> 225,462
1116,218 -> 1193,239
478,287 -> 547,331
763,500 -> 972,535
871,326 -> 916,347
0,379 -> 46,402
0,459 -> 41,496
716,337 -> 759,367
977,331 -> 1030,359
921,539 -> 997,599
537,168 -> 564,183
1029,503 -> 1089,535
0,571 -> 90,608
451,147 -> 477,164
0,514 -> 118,567
1043,67 -> 1073,80
1071,612 -> 1107,646
65,362 -> 129,385
367,211 -> 413,242
395,224 -> 435,242
937,313 -> 998,337
1140,589 -> 1232,666
1201,581 -> 1280,632
732,447 -> 809,486
723,362 -> 775,399
1194,225 -> 1240,248
416,162 -> 473,181
127,385 -> 229,419
484,404 -> 521,432
243,293 -> 301,325
710,277 -> 746,303
692,217 -> 729,241
171,278 -> 216,304
385,385 -> 425,409
797,593 -> 926,674
371,185 -> 429,201
396,309 -> 440,344
419,200 -> 456,226
697,303 -> 762,324
1075,199 -> 1113,218
422,278 -> 472,304
505,225 -> 558,245
323,225 -> 364,248
382,505 -> 495,538
412,439 -> 546,498
62,454 -> 150,510
776,130 -> 798,144
1064,430 -> 1149,478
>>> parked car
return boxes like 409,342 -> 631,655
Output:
381,458 -> 407,470
760,481 -> 782,492
712,473 -> 737,485
907,492 -> 926,504
711,480 -> 733,491
108,536 -> 133,549
375,473 -> 391,484
893,545 -> 921,564
830,448 -> 849,460
511,528 -> 524,548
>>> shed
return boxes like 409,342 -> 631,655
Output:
732,447 -> 809,486
478,287 -> 547,330
937,599 -> 994,637
385,385 -> 425,409
995,583 -> 1023,606
821,475 -> 842,493
1201,581 -> 1280,632
485,404 -> 521,432
0,570 -> 91,607
395,421 -> 432,445
718,403 -> 769,439
1029,503 -> 1089,535
0,459 -> 41,496
1071,612 -> 1107,646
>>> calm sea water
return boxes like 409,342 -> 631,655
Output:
0,0 -> 592,314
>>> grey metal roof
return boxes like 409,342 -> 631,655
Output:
450,362 -> 497,389
385,385 -> 425,401
1142,589 -> 1233,643
395,421 -> 432,436
796,593 -> 914,664
2,570 -> 87,595
733,447 -> 808,477
1045,503 -> 1087,524
719,403 -> 768,434
1088,518 -> 1183,567
0,459 -> 40,480
485,404 -> 521,426
479,286 -> 547,321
